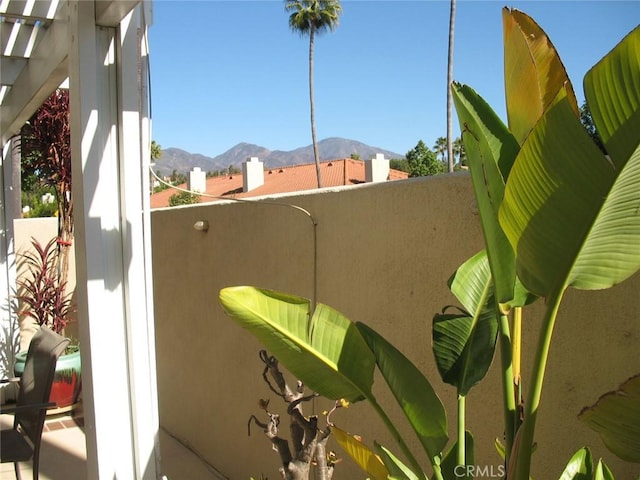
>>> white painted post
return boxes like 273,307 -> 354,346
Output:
68,1 -> 160,478
117,5 -> 161,478
0,140 -> 19,403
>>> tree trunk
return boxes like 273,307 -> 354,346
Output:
309,26 -> 323,188
252,351 -> 334,480
51,145 -> 74,292
10,134 -> 22,220
446,0 -> 456,172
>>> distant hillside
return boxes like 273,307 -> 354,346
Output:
153,138 -> 404,176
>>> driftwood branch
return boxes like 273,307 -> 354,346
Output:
248,350 -> 335,480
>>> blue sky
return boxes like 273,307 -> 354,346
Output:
148,1 -> 639,158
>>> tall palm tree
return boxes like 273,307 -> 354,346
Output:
453,136 -> 466,166
151,140 -> 162,161
446,0 -> 456,172
285,0 -> 342,188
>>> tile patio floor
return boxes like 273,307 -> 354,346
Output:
0,406 -> 227,480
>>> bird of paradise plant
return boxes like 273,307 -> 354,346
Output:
219,9 -> 640,480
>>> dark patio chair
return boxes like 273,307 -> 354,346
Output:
1,327 -> 70,480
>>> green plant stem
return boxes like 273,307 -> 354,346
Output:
513,289 -> 564,480
369,396 -> 442,480
498,312 -> 516,466
457,394 -> 466,467
512,307 -> 522,382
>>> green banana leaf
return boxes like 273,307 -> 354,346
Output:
218,286 -> 375,402
449,249 -> 535,312
433,307 -> 497,397
578,373 -> 640,463
558,447 -> 593,480
440,431 -> 474,480
330,425 -> 389,480
375,442 -> 422,480
357,322 -> 448,465
498,24 -> 640,295
451,83 -> 519,304
502,7 -> 578,145
448,250 -> 495,314
585,27 -> 640,166
433,250 -> 536,396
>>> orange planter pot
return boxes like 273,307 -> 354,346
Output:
14,348 -> 82,410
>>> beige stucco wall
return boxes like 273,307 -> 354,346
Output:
151,173 -> 639,479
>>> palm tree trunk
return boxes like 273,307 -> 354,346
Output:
446,0 -> 456,173
309,26 -> 323,188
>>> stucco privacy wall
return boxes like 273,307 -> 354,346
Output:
153,172 -> 639,479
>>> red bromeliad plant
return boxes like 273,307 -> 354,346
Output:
15,237 -> 75,335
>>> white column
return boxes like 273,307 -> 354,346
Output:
118,5 -> 161,479
0,140 -> 19,402
68,1 -> 160,478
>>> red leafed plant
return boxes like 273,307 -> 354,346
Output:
15,237 -> 75,335
21,89 -> 74,287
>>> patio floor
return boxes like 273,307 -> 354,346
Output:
0,406 -> 227,480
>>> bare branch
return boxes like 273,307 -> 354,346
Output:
251,351 -> 335,480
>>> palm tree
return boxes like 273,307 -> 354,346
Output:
285,0 -> 342,188
453,136 -> 466,166
446,0 -> 457,172
433,136 -> 447,163
151,140 -> 162,161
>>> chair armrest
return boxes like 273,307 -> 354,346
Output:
0,377 -> 20,384
0,402 -> 57,415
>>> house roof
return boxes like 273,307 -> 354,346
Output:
150,158 -> 409,208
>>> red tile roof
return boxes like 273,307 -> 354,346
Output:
150,158 -> 408,209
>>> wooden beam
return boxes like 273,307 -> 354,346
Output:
0,57 -> 26,85
0,0 -> 68,145
95,0 -> 140,27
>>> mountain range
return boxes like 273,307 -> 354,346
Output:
154,137 -> 405,177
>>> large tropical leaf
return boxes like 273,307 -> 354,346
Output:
578,373 -> 640,463
499,25 -> 640,295
356,322 -> 448,464
448,249 -> 534,312
448,250 -> 494,314
451,83 -> 520,304
433,307 -> 497,397
502,7 -> 578,144
433,251 -> 498,396
219,286 -> 375,402
433,250 -> 536,395
584,26 -> 640,167
375,443 -> 422,480
331,425 -> 389,480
